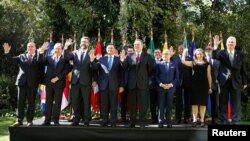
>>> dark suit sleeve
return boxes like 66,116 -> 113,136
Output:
63,49 -> 73,60
173,65 -> 179,86
57,61 -> 72,80
4,52 -> 21,64
147,55 -> 154,75
120,58 -> 128,69
240,53 -> 247,85
155,64 -> 161,86
89,60 -> 99,71
37,53 -> 47,64
212,49 -> 220,60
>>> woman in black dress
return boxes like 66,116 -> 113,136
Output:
182,48 -> 212,127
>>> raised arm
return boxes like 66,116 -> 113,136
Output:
181,48 -> 193,67
2,42 -> 20,63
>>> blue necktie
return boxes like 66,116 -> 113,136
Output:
54,57 -> 59,67
229,51 -> 234,65
80,52 -> 85,62
166,62 -> 169,71
108,56 -> 112,71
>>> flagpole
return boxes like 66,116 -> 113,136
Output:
220,31 -> 224,50
49,31 -> 53,43
61,34 -> 64,47
209,31 -> 212,46
73,31 -> 77,51
98,28 -> 101,42
163,31 -> 168,50
122,33 -> 126,50
135,31 -> 139,39
111,29 -> 114,44
192,31 -> 195,41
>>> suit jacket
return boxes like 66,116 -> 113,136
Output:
122,52 -> 154,90
171,54 -> 192,87
64,49 -> 96,86
155,61 -> 179,93
5,52 -> 44,87
213,49 -> 247,89
43,55 -> 71,88
209,58 -> 220,90
148,59 -> 161,90
96,56 -> 122,91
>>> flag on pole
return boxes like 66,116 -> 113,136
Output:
61,74 -> 70,110
163,42 -> 168,50
149,38 -> 155,56
163,31 -> 168,50
37,41 -> 54,112
190,32 -> 196,58
149,29 -> 155,56
183,29 -> 187,48
91,29 -> 102,115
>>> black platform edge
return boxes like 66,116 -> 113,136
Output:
9,125 -> 207,141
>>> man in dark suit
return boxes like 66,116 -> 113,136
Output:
155,49 -> 179,128
120,47 -> 134,122
213,35 -> 247,125
148,48 -> 162,124
205,46 -> 220,124
3,42 -> 47,126
40,43 -> 71,126
172,45 -> 192,124
64,37 -> 96,126
95,44 -> 123,127
120,39 -> 154,128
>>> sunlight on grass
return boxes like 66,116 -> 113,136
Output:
0,117 -> 15,141
0,135 -> 9,141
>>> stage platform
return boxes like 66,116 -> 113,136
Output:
9,118 -> 208,141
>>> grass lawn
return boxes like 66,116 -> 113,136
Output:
0,117 -> 15,141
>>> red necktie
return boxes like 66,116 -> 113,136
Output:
136,54 -> 140,64
28,54 -> 33,63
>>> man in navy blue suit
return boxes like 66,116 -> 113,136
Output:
213,35 -> 247,125
40,43 -> 71,126
155,49 -> 179,128
172,45 -> 192,124
64,37 -> 96,126
95,44 -> 123,127
205,45 -> 220,124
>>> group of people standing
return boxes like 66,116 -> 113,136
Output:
2,34 -> 247,128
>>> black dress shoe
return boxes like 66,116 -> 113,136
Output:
100,122 -> 108,127
111,123 -> 116,127
140,123 -> 145,128
71,122 -> 79,126
184,119 -> 189,124
84,122 -> 89,126
126,123 -> 135,128
175,119 -> 181,124
192,122 -> 197,127
41,122 -> 50,126
158,123 -> 163,128
12,122 -> 23,127
54,122 -> 60,126
167,124 -> 172,128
